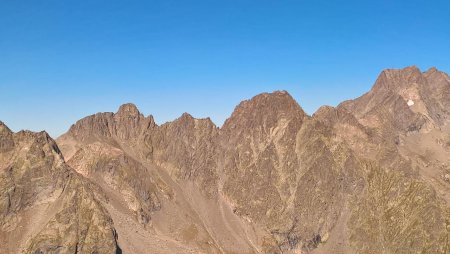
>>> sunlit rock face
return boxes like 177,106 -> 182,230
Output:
0,125 -> 120,254
2,66 -> 450,253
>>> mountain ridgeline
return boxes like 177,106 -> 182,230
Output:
1,66 -> 450,253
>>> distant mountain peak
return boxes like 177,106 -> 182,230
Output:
373,66 -> 424,92
339,65 -> 450,132
0,121 -> 12,134
179,112 -> 194,120
425,66 -> 439,74
116,103 -> 141,117
224,90 -> 306,127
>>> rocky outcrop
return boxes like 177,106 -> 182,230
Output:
65,103 -> 156,147
67,142 -> 162,225
0,124 -> 120,253
145,113 -> 219,196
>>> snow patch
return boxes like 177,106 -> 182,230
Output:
407,99 -> 414,106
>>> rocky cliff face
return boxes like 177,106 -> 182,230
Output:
2,66 -> 450,254
58,105 -> 257,253
340,66 -> 450,133
0,122 -> 120,254
315,66 -> 450,253
218,91 -> 363,252
145,113 -> 219,196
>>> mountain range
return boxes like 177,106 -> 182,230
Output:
1,66 -> 450,253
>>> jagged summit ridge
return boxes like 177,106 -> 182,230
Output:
64,90 -> 305,150
3,66 -> 450,254
68,90 -> 303,137
372,65 -> 424,91
339,66 -> 450,131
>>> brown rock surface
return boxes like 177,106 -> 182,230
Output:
2,66 -> 450,253
58,104 -> 260,253
0,123 -> 120,253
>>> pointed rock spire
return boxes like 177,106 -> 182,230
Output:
0,121 -> 12,134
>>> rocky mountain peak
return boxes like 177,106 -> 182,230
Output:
0,121 -> 12,134
423,66 -> 450,80
116,103 -> 141,118
425,66 -> 439,74
372,65 -> 424,93
64,103 -> 157,145
336,66 -> 450,142
178,112 -> 194,121
171,113 -> 217,130
222,90 -> 306,132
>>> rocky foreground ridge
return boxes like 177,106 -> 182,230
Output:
1,66 -> 450,253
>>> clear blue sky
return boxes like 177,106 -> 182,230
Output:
1,0 -> 449,137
